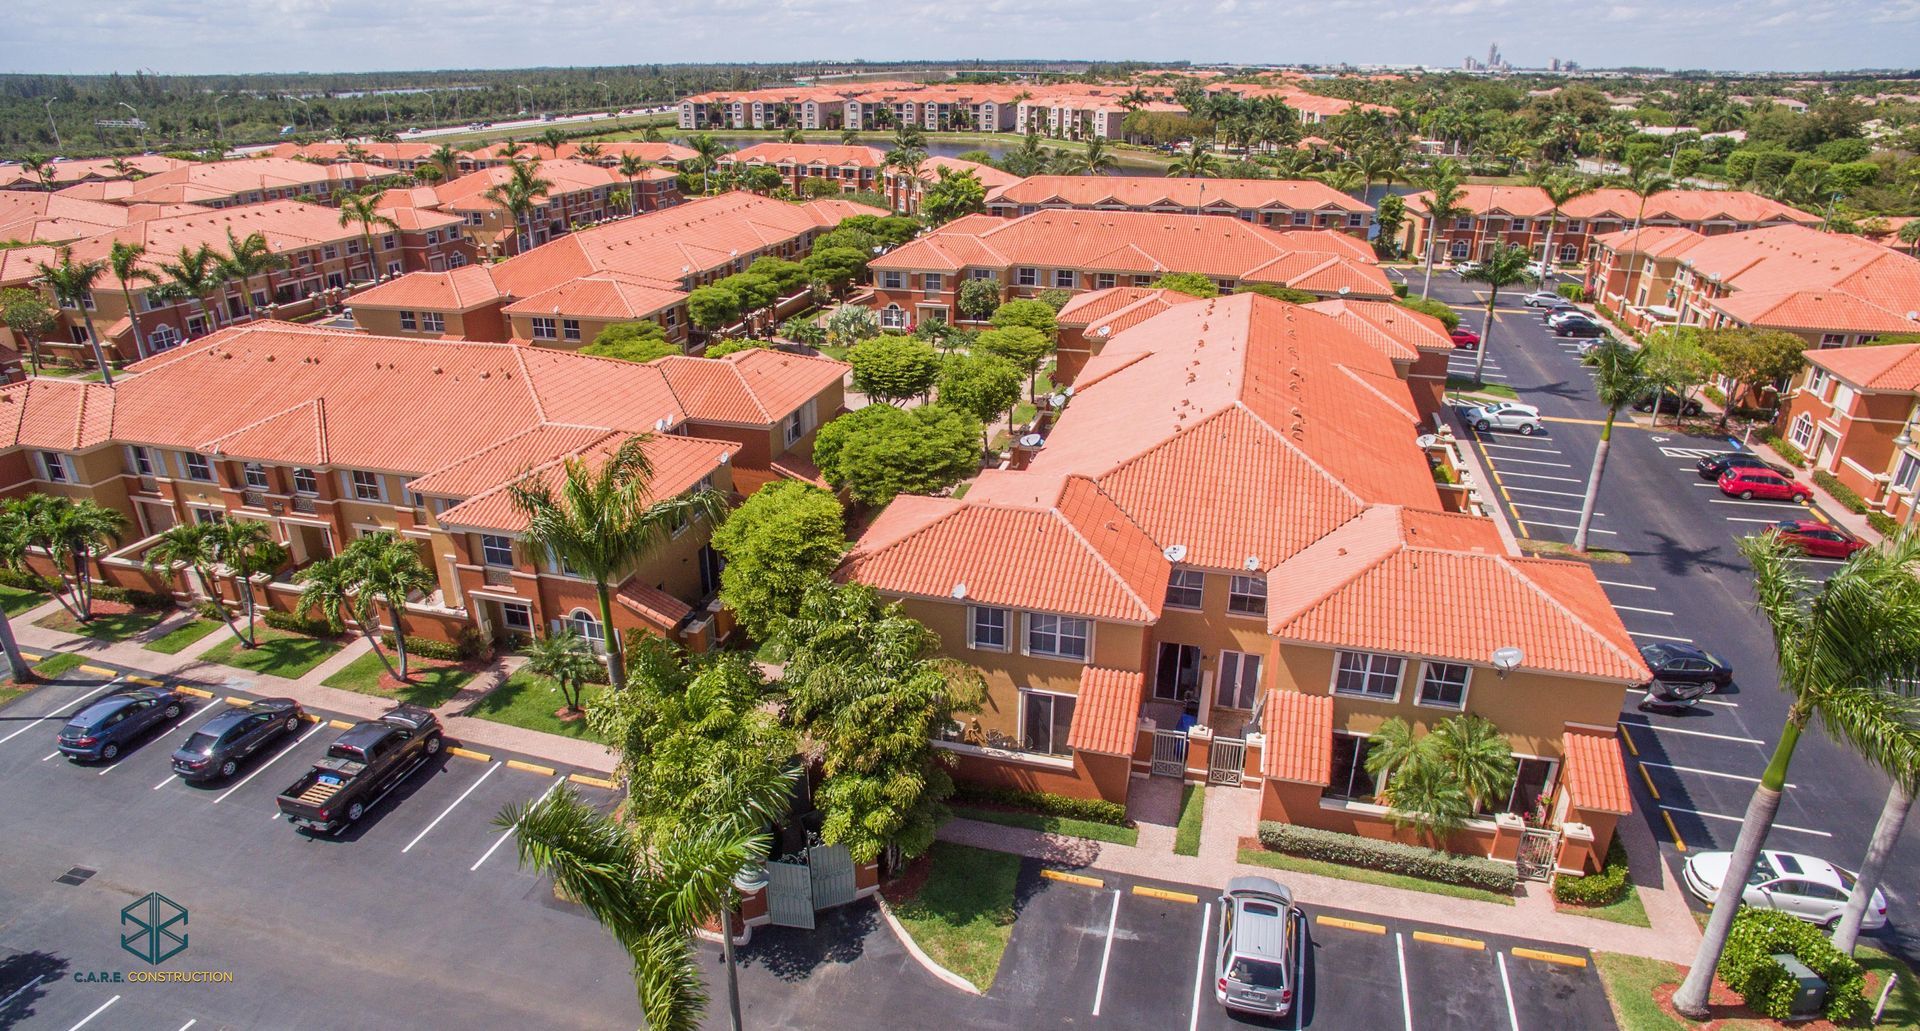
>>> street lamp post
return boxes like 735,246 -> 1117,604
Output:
213,95 -> 231,145
594,80 -> 612,116
514,85 -> 533,118
44,98 -> 61,150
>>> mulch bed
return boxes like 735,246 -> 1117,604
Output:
880,852 -> 933,906
1648,974 -> 1852,1030
89,598 -> 136,617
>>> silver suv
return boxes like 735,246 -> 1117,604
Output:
1214,876 -> 1298,1016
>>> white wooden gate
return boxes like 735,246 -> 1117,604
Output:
1208,738 -> 1245,787
808,844 -> 857,910
1517,829 -> 1560,881
766,860 -> 814,929
1151,730 -> 1188,778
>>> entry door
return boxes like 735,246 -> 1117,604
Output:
1154,643 -> 1201,704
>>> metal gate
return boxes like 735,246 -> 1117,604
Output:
807,843 -> 857,910
1517,829 -> 1560,881
1208,738 -> 1245,786
766,860 -> 815,929
1151,730 -> 1188,777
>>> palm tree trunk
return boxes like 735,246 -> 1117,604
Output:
1420,217 -> 1439,301
359,607 -> 403,681
0,605 -> 26,682
1540,217 -> 1558,287
1674,717 -> 1804,1018
197,563 -> 249,646
723,909 -> 745,1031
119,284 -> 148,358
235,568 -> 260,647
1831,779 -> 1912,955
1472,295 -> 1496,386
73,549 -> 95,620
1573,418 -> 1613,551
595,580 -> 626,690
389,597 -> 412,681
77,309 -> 114,387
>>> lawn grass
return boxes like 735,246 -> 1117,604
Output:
1593,946 -> 1920,1031
948,806 -> 1138,846
1236,846 -> 1514,906
1518,539 -> 1633,564
1860,945 -> 1920,1029
469,669 -> 607,741
33,606 -> 168,643
1446,377 -> 1521,399
1556,886 -> 1651,928
1173,784 -> 1205,857
0,584 -> 47,616
200,626 -> 341,680
144,618 -> 223,655
33,652 -> 84,680
887,842 -> 1022,991
321,650 -> 477,709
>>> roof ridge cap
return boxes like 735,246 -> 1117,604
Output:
199,396 -> 317,453
1494,554 -> 1643,676
511,347 -> 547,424
1049,481 -> 1156,621
1268,508 -> 1406,632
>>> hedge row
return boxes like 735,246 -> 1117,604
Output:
1757,428 -> 1810,468
1718,908 -> 1868,1023
262,610 -> 335,638
1812,470 -> 1867,515
92,584 -> 174,609
380,627 -> 490,662
1552,835 -> 1631,907
950,784 -> 1130,827
1394,296 -> 1460,332
1255,821 -> 1517,894
0,568 -> 57,592
1556,283 -> 1588,302
1869,512 -> 1899,536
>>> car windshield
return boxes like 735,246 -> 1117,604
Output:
1835,867 -> 1857,892
182,731 -> 222,755
1746,854 -> 1779,885
1229,958 -> 1288,990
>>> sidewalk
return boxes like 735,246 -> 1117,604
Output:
11,601 -> 616,774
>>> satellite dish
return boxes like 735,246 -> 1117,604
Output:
1338,286 -> 1351,296
951,582 -> 968,600
1243,555 -> 1261,571
1491,646 -> 1526,673
718,451 -> 730,465
1097,325 -> 1112,337
1018,433 -> 1045,448
1909,311 -> 1919,321
1416,434 -> 1439,449
1063,386 -> 1075,397
1164,543 -> 1188,562
1050,393 -> 1068,408
654,418 -> 669,432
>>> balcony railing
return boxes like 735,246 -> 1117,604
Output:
291,496 -> 318,514
482,566 -> 515,588
240,490 -> 268,509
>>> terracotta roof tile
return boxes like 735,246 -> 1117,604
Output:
616,579 -> 696,632
995,176 -> 1370,214
1562,725 -> 1633,815
1261,691 -> 1334,784
725,143 -> 887,168
350,264 -> 504,311
1066,667 -> 1145,756
1806,341 -> 1920,392
437,432 -> 737,533
500,273 -> 686,321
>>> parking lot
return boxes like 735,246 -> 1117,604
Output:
1426,272 -> 1920,965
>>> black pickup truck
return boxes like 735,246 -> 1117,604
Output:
276,705 -> 442,834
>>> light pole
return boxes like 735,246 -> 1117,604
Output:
213,94 -> 231,145
594,80 -> 612,116
44,98 -> 61,150
117,102 -> 145,149
514,85 -> 533,118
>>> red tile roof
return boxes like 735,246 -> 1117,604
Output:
351,264 -> 506,312
0,155 -> 187,189
1805,342 -> 1920,392
500,272 -> 687,321
1065,666 -> 1145,756
56,157 -> 399,206
1409,185 -> 1817,226
1562,725 -> 1633,815
615,579 -> 696,632
436,432 -> 738,533
993,176 -> 1370,214
1673,225 -> 1920,336
1261,691 -> 1334,784
0,192 -> 134,244
724,143 -> 887,168
62,201 -> 362,279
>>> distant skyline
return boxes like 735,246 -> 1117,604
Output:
3,0 -> 1918,77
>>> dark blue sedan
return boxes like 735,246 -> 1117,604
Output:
56,686 -> 187,761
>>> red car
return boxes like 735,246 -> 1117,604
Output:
1450,329 -> 1481,349
1718,467 -> 1812,502
1771,519 -> 1866,559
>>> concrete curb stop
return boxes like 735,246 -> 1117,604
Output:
874,895 -> 982,997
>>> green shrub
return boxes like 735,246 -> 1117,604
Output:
194,600 -> 229,622
1255,822 -> 1516,894
1717,908 -> 1868,1023
380,626 -> 489,662
92,584 -> 175,609
1703,385 -> 1728,406
1392,282 -> 1410,299
0,568 -> 57,592
262,610 -> 335,638
1556,283 -> 1588,302
1552,835 -> 1631,906
1394,296 -> 1461,331
1868,512 -> 1899,536
1812,470 -> 1867,514
951,784 -> 1130,827
1758,427 -> 1810,468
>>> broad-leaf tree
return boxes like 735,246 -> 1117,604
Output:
709,481 -> 848,642
0,287 -> 58,372
847,334 -> 941,404
1702,327 -> 1806,425
974,326 -> 1053,401
919,167 -> 987,224
812,404 -> 982,506
581,321 -> 677,363
937,351 -> 1025,452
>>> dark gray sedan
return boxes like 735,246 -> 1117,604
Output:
56,686 -> 186,761
171,697 -> 307,781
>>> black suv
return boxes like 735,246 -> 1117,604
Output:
1695,452 -> 1785,481
1633,390 -> 1704,417
171,697 -> 307,781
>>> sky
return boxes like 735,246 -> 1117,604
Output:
3,0 -> 1918,75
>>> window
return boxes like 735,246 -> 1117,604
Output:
1155,642 -> 1201,701
1292,211 -> 1309,226
1819,333 -> 1847,348
922,273 -> 944,294
481,535 -> 514,567
784,400 -> 815,447
1789,412 -> 1815,450
968,268 -> 996,281
1325,732 -> 1377,799
183,453 -> 214,482
1807,368 -> 1829,396
1217,651 -> 1262,710
562,319 -> 582,342
1016,267 -> 1039,287
1163,568 -> 1204,609
382,233 -> 397,251
1450,239 -> 1471,259
38,452 -> 70,484
1020,690 -> 1076,756
879,304 -> 906,330
322,245 -> 338,260
502,604 -> 532,632
1417,662 -> 1471,709
1348,212 -> 1365,228
880,271 -> 905,290
1052,269 -> 1076,289
128,446 -> 154,477
422,312 -> 445,333
1095,273 -> 1117,290
1509,218 -> 1527,233
1227,575 -> 1267,616
969,606 -> 1009,650
350,470 -> 384,502
193,508 -> 225,525
148,323 -> 180,351
399,310 -> 418,331
1895,452 -> 1920,493
568,609 -> 606,651
1026,613 -> 1089,660
1490,757 -> 1557,816
531,316 -> 557,340
1131,275 -> 1153,288
1453,216 -> 1473,231
292,468 -> 318,496
1333,651 -> 1403,700
346,239 -> 361,255
242,463 -> 270,490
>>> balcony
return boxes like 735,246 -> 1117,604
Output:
291,496 -> 318,514
240,490 -> 268,510
482,566 -> 515,588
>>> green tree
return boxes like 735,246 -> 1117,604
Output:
1642,326 -> 1720,426
1238,284 -> 1318,304
848,334 -> 941,404
709,481 -> 847,642
741,165 -> 782,195
144,521 -> 245,645
580,321 -> 677,362
525,628 -> 600,714
1429,714 -> 1516,816
745,256 -> 807,296
0,286 -> 58,372
956,279 -> 1001,322
802,247 -> 868,296
776,579 -> 985,860
1362,717 -> 1424,792
209,518 -> 288,647
824,303 -> 879,349
482,160 -> 553,253
29,497 -> 126,621
1573,339 -> 1651,552
1533,173 -> 1596,285
34,248 -> 116,385
1150,272 -> 1219,298
684,133 -> 730,193
1615,165 -> 1674,237
778,315 -> 825,349
1672,532 -> 1920,1018
975,326 -> 1053,401
1373,193 -> 1407,254
686,284 -> 743,334
1702,327 -> 1807,424
509,438 -> 726,690
1462,244 -> 1534,388
812,404 -> 982,506
336,194 -> 397,282
1168,143 -> 1221,178
293,555 -> 358,638
987,298 -> 1059,336
615,154 -> 648,214
106,242 -> 151,358
336,531 -> 436,682
937,351 -> 1024,451
1411,160 -> 1468,301
919,167 -> 987,225
153,243 -> 229,343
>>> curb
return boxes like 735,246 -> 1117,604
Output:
875,895 -> 982,997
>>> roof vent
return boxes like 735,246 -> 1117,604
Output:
951,582 -> 968,600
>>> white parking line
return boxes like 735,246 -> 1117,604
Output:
1660,804 -> 1832,838
1597,579 -> 1655,591
0,679 -> 122,746
1709,498 -> 1799,508
1624,685 -> 1739,708
42,750 -> 60,761
66,995 -> 120,1031
472,779 -> 563,871
1498,952 -> 1521,1031
1476,442 -> 1560,453
214,720 -> 326,804
1292,912 -> 1307,1031
402,761 -> 502,853
1638,760 -> 1795,789
1611,604 -> 1674,616
1490,456 -> 1574,468
1396,932 -> 1414,1031
0,974 -> 45,1009
1627,630 -> 1693,642
1188,903 -> 1212,1031
101,703 -> 221,776
1513,503 -> 1602,516
1727,516 -> 1790,525
1691,482 -> 1719,487
1504,485 -> 1587,499
1091,889 -> 1120,1016
1521,521 -> 1617,534
1621,720 -> 1763,745
179,1021 -> 198,1031
1498,471 -> 1584,483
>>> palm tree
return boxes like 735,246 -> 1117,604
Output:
496,140 -> 527,162
34,249 -> 117,386
144,522 -> 247,646
106,241 -> 151,359
780,126 -> 805,144
1572,340 -> 1651,552
293,554 -> 358,637
1080,135 -> 1117,175
508,439 -> 726,691
1362,717 -> 1423,791
891,123 -> 927,152
219,230 -> 286,318
483,161 -> 553,255
616,154 -> 647,214
1462,244 -> 1533,388
153,244 -> 229,341
1533,173 -> 1596,285
1429,714 -> 1516,815
209,519 -> 287,648
1832,771 -> 1915,955
1671,531 -> 1920,1019
538,127 -> 569,160
1898,219 -> 1920,257
526,628 -> 600,714
428,144 -> 461,181
1315,163 -> 1364,195
575,141 -> 602,162
839,128 -> 859,146
1412,160 -> 1468,301
1616,165 -> 1675,237
44,499 -> 126,621
349,531 -> 436,682
336,194 -> 398,281
685,134 -> 729,194
1168,144 -> 1220,179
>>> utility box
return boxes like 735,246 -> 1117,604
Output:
1770,953 -> 1828,1017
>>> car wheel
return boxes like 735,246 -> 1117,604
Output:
1637,700 -> 1653,712
425,734 -> 442,755
1519,423 -> 1537,435
163,703 -> 182,719
346,801 -> 365,823
101,743 -> 120,761
284,716 -> 300,733
219,759 -> 238,778
1475,419 -> 1491,432
1739,490 -> 1755,500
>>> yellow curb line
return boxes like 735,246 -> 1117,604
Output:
506,758 -> 556,776
1132,886 -> 1198,904
448,746 -> 492,762
1638,763 -> 1661,800
568,773 -> 618,790
224,695 -> 253,708
1511,947 -> 1587,968
299,713 -> 323,722
177,686 -> 215,698
1315,915 -> 1387,935
1663,810 -> 1689,853
328,719 -> 355,730
79,664 -> 117,677
126,675 -> 164,687
1413,931 -> 1485,951
1617,723 -> 1639,757
19,650 -> 44,662
1040,869 -> 1104,888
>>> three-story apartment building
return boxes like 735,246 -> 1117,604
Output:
1402,186 -> 1818,267
984,176 -> 1374,237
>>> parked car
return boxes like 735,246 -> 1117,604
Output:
171,697 -> 306,781
1718,467 -> 1812,502
1520,291 -> 1565,308
1450,328 -> 1481,349
1695,452 -> 1786,481
56,686 -> 187,762
1638,677 -> 1713,712
1467,402 -> 1544,435
1770,519 -> 1867,559
1525,261 -> 1556,281
1683,850 -> 1887,930
1452,260 -> 1483,277
1554,318 -> 1604,338
1545,309 -> 1588,328
1632,389 -> 1704,416
1215,876 -> 1298,1016
276,705 -> 441,834
1638,642 -> 1734,692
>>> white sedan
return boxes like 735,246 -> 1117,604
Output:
1520,291 -> 1564,308
1683,850 -> 1888,930
1526,261 -> 1557,281
1466,402 -> 1543,435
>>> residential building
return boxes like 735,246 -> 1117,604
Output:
841,292 -> 1643,872
718,144 -> 886,195
1777,344 -> 1920,521
53,157 -> 402,210
455,141 -> 695,172
867,208 -> 1392,330
885,157 -> 1022,216
374,158 -> 678,258
0,192 -> 146,245
983,176 -> 1373,237
267,141 -> 441,171
0,322 -> 846,650
0,155 -> 188,191
1402,186 -> 1818,266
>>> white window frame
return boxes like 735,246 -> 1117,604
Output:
501,603 -> 533,633
127,446 -> 154,477
1052,269 -> 1076,289
1163,568 -> 1204,610
1416,661 -> 1472,710
1018,687 -> 1077,757
1025,612 -> 1090,661
242,463 -> 270,490
968,605 -> 1009,651
399,310 -> 418,331
292,468 -> 319,496
480,534 -> 515,567
879,304 -> 906,331
182,453 -> 214,482
531,316 -> 557,340
1016,267 -> 1039,287
421,312 -> 445,333
348,470 -> 386,502
567,608 -> 606,652
1217,651 -> 1262,710
1227,574 -> 1267,617
1332,650 -> 1405,702
1894,451 -> 1920,493
1789,412 -> 1815,450
38,451 -> 71,484
880,271 -> 905,290
562,318 -> 582,342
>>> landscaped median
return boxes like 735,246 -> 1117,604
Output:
1552,836 -> 1649,927
1592,934 -> 1920,1030
201,625 -> 342,680
945,785 -> 1137,846
880,841 -> 1022,993
1239,821 -> 1516,906
1172,784 -> 1205,857
322,650 -> 477,709
469,669 -> 608,741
